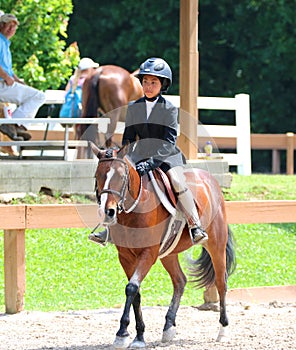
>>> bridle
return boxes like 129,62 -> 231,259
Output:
95,157 -> 142,214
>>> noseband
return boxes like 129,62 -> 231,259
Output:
95,157 -> 142,213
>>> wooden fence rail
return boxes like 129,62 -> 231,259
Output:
204,132 -> 295,175
1,201 -> 296,314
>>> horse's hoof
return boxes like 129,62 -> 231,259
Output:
161,326 -> 176,343
129,339 -> 146,348
216,325 -> 229,342
113,335 -> 130,349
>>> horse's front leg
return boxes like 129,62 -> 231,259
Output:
130,290 -> 146,348
113,282 -> 139,349
114,248 -> 158,349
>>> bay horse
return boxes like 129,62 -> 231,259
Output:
76,65 -> 143,158
90,142 -> 236,348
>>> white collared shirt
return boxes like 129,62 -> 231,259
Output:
146,97 -> 158,119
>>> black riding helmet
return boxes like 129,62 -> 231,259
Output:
137,57 -> 172,93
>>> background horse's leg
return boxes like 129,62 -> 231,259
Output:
85,124 -> 98,158
75,124 -> 98,158
105,107 -> 122,148
160,254 -> 187,342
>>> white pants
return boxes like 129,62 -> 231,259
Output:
0,81 -> 46,119
166,166 -> 201,228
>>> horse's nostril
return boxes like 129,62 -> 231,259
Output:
105,208 -> 116,218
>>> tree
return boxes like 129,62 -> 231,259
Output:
1,0 -> 80,90
67,0 -> 180,93
198,0 -> 296,171
68,1 -> 295,133
199,0 -> 296,133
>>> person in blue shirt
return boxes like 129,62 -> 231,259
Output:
0,13 -> 46,141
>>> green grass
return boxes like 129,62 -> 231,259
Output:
229,223 -> 295,287
223,174 -> 296,200
0,174 -> 295,312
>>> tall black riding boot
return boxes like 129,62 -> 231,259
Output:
190,226 -> 208,245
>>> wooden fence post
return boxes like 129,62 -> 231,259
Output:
204,285 -> 219,303
4,229 -> 26,314
272,150 -> 281,174
286,132 -> 294,175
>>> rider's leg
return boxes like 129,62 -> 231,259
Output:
166,166 -> 208,245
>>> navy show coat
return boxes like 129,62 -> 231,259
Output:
122,95 -> 185,172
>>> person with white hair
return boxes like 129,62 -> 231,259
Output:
0,13 -> 46,141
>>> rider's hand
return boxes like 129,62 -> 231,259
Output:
136,161 -> 152,176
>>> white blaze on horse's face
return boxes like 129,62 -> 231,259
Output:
100,166 -> 115,213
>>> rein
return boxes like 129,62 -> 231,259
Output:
96,157 -> 142,214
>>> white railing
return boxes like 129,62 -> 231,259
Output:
1,91 -> 251,174
166,94 -> 252,176
44,90 -> 252,175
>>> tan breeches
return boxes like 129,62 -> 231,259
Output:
166,166 -> 201,228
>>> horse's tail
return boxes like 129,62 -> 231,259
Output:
78,71 -> 101,142
84,71 -> 100,117
188,226 -> 236,288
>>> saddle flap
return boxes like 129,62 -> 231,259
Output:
154,168 -> 177,207
154,168 -> 202,218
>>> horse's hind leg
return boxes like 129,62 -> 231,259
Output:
209,226 -> 234,341
160,254 -> 187,343
215,275 -> 228,342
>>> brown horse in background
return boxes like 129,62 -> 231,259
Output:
76,65 -> 143,157
90,142 -> 236,348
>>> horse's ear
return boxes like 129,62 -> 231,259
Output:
89,141 -> 103,159
117,143 -> 129,159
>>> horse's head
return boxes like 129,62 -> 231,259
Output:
90,142 -> 140,226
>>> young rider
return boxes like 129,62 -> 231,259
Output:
89,57 -> 208,246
